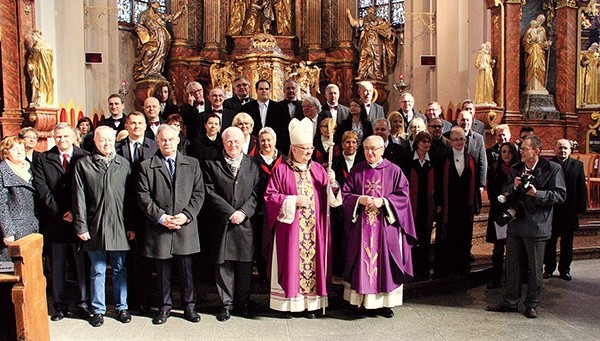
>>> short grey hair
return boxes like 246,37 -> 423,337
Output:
325,84 -> 339,92
302,96 -> 322,112
363,135 -> 384,148
94,125 -> 116,139
222,126 -> 244,141
258,127 -> 277,143
53,122 -> 74,135
156,124 -> 178,137
186,81 -> 202,93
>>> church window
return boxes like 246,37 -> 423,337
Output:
359,0 -> 405,27
117,0 -> 167,24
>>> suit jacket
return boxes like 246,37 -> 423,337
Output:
137,152 -> 205,259
144,118 -> 164,140
242,100 -> 290,153
550,156 -> 587,229
116,137 -> 159,233
159,103 -> 180,121
321,103 -> 349,125
366,102 -> 385,128
472,118 -> 485,136
466,131 -> 488,188
33,146 -> 88,243
223,96 -> 255,114
179,103 -> 203,139
384,139 -> 410,171
279,99 -> 303,120
202,155 -> 262,263
503,158 -> 566,238
98,114 -> 127,133
401,110 -> 427,132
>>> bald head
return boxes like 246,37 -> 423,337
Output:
144,97 -> 160,121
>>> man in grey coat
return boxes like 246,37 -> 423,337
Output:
137,124 -> 205,325
487,135 -> 566,319
74,126 -> 133,327
202,127 -> 262,322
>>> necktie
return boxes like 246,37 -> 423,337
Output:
195,101 -> 204,106
133,142 -> 141,163
62,154 -> 69,171
365,103 -> 371,108
150,121 -> 160,126
330,106 -> 338,111
213,109 -> 223,113
465,133 -> 471,153
240,98 -> 249,105
167,158 -> 175,180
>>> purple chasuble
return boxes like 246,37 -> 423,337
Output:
342,159 -> 417,294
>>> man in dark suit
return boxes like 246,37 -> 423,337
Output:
33,123 -> 90,321
223,76 -> 254,113
144,97 -> 162,140
202,127 -> 262,321
425,101 -> 452,133
461,99 -> 485,136
457,110 -> 487,197
180,81 -> 206,139
98,94 -> 127,133
399,92 -> 427,133
137,124 -> 205,325
321,84 -> 349,125
242,79 -> 289,152
357,81 -> 384,128
373,118 -> 409,171
155,83 -> 179,121
279,79 -> 303,120
199,87 -> 234,135
115,111 -> 158,314
544,139 -> 587,281
427,117 -> 451,163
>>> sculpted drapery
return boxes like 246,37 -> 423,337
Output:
475,42 -> 495,105
27,30 -> 54,107
522,15 -> 552,94
581,43 -> 600,105
233,0 -> 292,36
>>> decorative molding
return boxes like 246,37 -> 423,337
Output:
556,0 -> 577,9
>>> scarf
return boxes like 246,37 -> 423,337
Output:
6,159 -> 32,183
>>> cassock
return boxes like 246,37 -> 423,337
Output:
341,159 -> 417,309
263,159 -> 340,312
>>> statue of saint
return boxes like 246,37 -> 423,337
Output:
133,1 -> 185,81
475,42 -> 496,105
228,0 -> 247,36
522,14 -> 552,94
346,7 -> 397,81
288,61 -> 320,97
581,42 -> 600,105
27,30 -> 54,107
273,0 -> 292,35
242,0 -> 262,35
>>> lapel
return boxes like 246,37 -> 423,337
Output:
47,147 -> 65,174
0,161 -> 34,190
217,155 -> 236,180
150,153 -> 171,186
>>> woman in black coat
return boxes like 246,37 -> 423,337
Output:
334,98 -> 373,151
485,142 -> 519,288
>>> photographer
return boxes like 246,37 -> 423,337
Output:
487,136 -> 566,319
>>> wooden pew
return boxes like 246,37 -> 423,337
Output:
0,233 -> 49,341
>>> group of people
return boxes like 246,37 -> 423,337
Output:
0,76 -> 585,326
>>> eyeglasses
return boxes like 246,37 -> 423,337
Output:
236,83 -> 249,87
294,146 -> 315,152
428,125 -> 443,129
363,146 -> 384,152
451,137 -> 466,142
191,89 -> 203,94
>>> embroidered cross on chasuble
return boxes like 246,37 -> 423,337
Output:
361,170 -> 385,287
295,169 -> 317,293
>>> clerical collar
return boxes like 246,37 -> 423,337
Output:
368,159 -> 383,168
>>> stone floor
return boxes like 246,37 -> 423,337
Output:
49,258 -> 600,341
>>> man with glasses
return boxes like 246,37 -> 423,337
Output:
199,87 -> 234,135
224,76 -> 255,113
424,101 -> 451,133
488,135 -> 566,319
180,81 -> 206,139
459,99 -> 485,136
398,92 -> 426,133
427,117 -> 451,162
341,135 -> 416,319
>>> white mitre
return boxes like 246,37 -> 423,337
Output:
288,117 -> 314,145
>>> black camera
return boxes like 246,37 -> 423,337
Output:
495,173 -> 535,226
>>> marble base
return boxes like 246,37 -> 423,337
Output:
519,94 -> 560,119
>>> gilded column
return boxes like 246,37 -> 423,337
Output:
554,0 -> 577,116
203,0 -> 221,50
337,0 -> 353,47
306,0 -> 323,55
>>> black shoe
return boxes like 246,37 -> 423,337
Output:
51,310 -> 66,321
117,310 -> 132,323
216,308 -> 230,322
559,272 -> 572,281
77,307 -> 91,320
304,310 -> 317,319
233,304 -> 254,319
152,310 -> 169,325
353,307 -> 368,319
379,308 -> 394,318
184,308 -> 200,323
543,272 -> 553,279
89,314 -> 104,327
486,304 -> 518,313
524,307 -> 537,318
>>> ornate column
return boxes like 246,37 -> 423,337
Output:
502,0 -> 523,121
203,0 -> 222,52
305,0 -> 324,59
554,0 -> 577,116
171,0 -> 188,45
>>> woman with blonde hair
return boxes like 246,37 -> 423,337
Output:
233,112 -> 258,156
387,111 -> 407,144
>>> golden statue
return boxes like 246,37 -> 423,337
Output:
242,0 -> 262,35
346,7 -> 396,81
210,61 -> 241,98
27,30 -> 54,107
273,0 -> 292,35
228,0 -> 247,35
522,14 -> 552,94
581,43 -> 600,105
133,1 -> 185,81
288,61 -> 320,97
475,42 -> 496,105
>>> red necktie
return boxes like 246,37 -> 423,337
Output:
62,154 -> 69,171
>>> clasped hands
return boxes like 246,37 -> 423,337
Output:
163,213 -> 188,230
359,195 -> 383,210
229,211 -> 246,225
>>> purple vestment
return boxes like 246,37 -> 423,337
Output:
342,159 -> 417,294
264,161 -> 331,298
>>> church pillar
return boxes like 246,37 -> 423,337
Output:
554,1 -> 578,117
203,0 -> 222,52
502,0 -> 523,120
171,0 -> 188,45
305,0 -> 325,59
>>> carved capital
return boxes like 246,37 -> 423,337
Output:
556,0 -> 576,9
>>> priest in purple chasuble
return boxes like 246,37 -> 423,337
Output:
342,135 -> 417,318
264,117 -> 341,316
